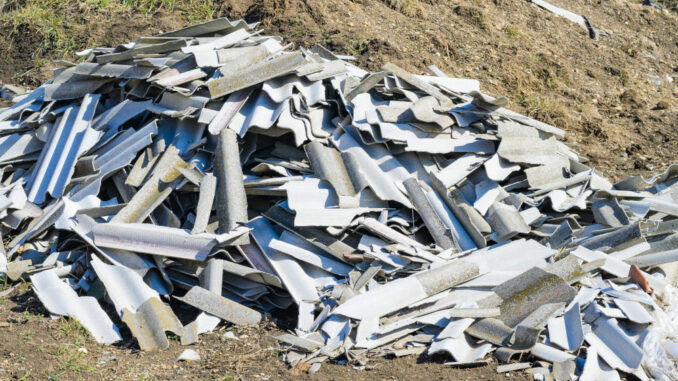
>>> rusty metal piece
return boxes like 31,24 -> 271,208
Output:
629,265 -> 653,295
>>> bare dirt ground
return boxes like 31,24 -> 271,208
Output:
0,284 -> 529,380
0,0 -> 676,379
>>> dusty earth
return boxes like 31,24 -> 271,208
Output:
0,0 -> 676,379
0,283 -> 529,380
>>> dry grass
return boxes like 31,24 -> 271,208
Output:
379,0 -> 425,17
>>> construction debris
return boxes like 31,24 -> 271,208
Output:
177,349 -> 200,362
1,17 -> 678,379
529,0 -> 599,40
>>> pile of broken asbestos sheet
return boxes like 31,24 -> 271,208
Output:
2,17 -> 678,380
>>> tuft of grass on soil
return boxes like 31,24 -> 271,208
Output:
503,25 -> 521,38
4,2 -> 76,58
380,0 -> 425,17
54,343 -> 96,375
453,5 -> 486,30
120,0 -> 215,21
56,317 -> 90,343
0,274 -> 9,292
520,95 -> 573,129
344,37 -> 373,56
17,280 -> 32,291
0,0 -> 215,71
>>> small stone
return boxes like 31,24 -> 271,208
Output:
655,100 -> 669,110
308,363 -> 321,374
177,349 -> 200,362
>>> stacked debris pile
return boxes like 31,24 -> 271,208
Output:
1,17 -> 678,379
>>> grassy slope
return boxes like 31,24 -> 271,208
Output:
1,0 -> 676,181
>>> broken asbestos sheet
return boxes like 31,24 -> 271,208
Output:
2,16 -> 678,379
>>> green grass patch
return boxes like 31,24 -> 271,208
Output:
0,0 -> 215,68
503,25 -> 519,38
344,37 -> 373,56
